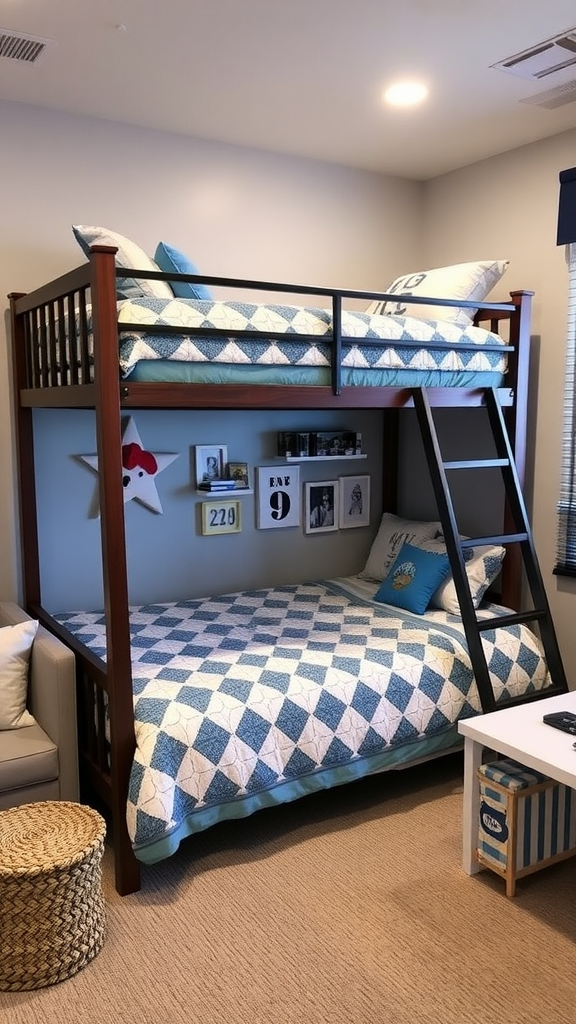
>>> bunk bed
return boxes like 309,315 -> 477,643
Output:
8,244 -> 568,896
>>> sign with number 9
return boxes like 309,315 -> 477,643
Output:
256,466 -> 300,529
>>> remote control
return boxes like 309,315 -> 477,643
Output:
543,711 -> 576,734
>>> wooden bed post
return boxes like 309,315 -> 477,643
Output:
8,292 -> 42,611
503,290 -> 533,489
501,290 -> 533,610
89,246 -> 141,895
382,408 -> 399,513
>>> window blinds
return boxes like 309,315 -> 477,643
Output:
555,243 -> 576,575
557,167 -> 576,245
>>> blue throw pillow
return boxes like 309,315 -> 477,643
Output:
154,242 -> 213,300
374,542 -> 451,615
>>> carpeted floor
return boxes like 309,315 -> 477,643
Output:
2,753 -> 576,1024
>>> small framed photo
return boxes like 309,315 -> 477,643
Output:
227,461 -> 250,489
201,499 -> 242,536
339,475 -> 370,529
195,444 -> 228,486
305,480 -> 338,534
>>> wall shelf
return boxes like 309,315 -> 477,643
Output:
196,488 -> 253,496
277,455 -> 367,463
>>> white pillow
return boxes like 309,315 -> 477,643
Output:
419,538 -> 506,614
366,260 -> 509,327
358,513 -> 441,582
0,619 -> 39,730
72,225 -> 174,301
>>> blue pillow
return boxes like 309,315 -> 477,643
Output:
154,242 -> 213,300
374,542 -> 451,615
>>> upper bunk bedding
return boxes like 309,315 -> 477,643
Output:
11,234 -> 520,400
53,575 -> 550,866
117,296 -> 510,387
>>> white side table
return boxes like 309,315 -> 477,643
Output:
458,690 -> 576,878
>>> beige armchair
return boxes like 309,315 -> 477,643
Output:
0,601 -> 79,810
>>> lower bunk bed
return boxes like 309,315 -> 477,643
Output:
50,572 -> 550,871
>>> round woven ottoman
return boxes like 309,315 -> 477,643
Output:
0,801 -> 106,991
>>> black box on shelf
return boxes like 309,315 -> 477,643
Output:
309,431 -> 362,457
277,432 -> 310,458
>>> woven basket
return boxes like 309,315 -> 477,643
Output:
0,801 -> 107,991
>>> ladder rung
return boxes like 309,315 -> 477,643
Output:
411,385 -> 569,713
477,609 -> 547,631
460,532 -> 528,548
443,458 -> 509,470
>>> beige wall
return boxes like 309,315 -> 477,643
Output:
0,100 -> 422,601
422,128 -> 576,682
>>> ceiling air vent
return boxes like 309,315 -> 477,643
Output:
519,79 -> 576,110
492,27 -> 576,83
0,29 -> 53,65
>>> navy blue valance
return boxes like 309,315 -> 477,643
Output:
557,166 -> 576,245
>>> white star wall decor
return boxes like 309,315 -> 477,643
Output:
79,417 -> 179,514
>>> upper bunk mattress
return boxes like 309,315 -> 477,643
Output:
116,296 -> 510,386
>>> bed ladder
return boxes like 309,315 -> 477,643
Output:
412,386 -> 568,714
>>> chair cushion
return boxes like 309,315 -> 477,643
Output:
0,722 -> 58,793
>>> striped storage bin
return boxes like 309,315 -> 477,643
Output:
477,758 -> 576,897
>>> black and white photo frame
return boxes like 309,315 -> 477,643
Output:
195,444 -> 228,486
305,480 -> 338,534
338,475 -> 370,529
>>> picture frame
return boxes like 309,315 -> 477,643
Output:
256,465 -> 300,529
338,475 -> 370,529
305,480 -> 338,534
226,461 -> 250,489
195,444 -> 228,486
201,499 -> 242,536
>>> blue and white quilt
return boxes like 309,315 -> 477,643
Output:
55,577 -> 549,864
116,297 -> 508,379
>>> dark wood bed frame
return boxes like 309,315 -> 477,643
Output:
7,246 -> 563,894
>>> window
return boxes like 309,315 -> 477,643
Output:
555,243 -> 576,575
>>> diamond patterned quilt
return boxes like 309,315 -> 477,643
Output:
116,297 -> 508,379
55,578 -> 549,864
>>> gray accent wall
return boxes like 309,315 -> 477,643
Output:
33,408 -> 385,610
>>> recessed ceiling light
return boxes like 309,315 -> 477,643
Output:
383,81 -> 429,108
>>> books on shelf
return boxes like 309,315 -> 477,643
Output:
198,479 -> 237,492
277,430 -> 362,458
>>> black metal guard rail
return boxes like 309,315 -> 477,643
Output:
12,256 -> 519,395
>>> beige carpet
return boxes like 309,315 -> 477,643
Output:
2,753 -> 576,1024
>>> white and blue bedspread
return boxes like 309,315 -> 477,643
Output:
54,578 -> 548,863
116,297 -> 508,380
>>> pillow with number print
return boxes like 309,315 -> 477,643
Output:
366,260 -> 509,327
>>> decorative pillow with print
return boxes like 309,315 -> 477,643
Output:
358,512 -> 441,583
366,260 -> 509,327
374,542 -> 451,615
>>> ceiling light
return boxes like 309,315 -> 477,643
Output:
383,81 -> 429,108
